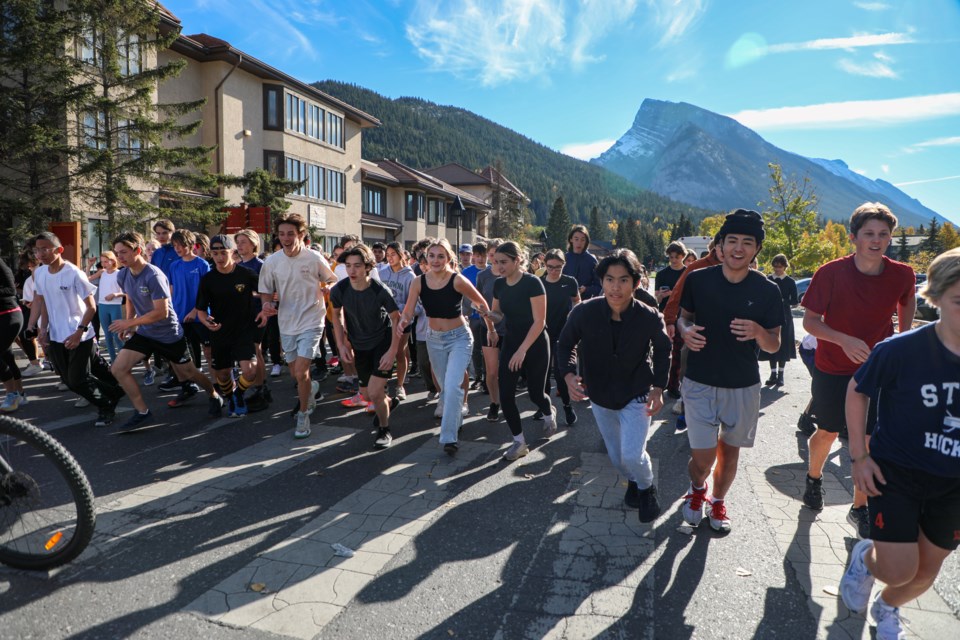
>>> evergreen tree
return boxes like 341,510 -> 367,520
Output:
924,217 -> 942,255
614,217 -> 627,248
0,0 -> 92,256
238,168 -> 303,212
545,196 -> 571,250
897,228 -> 910,262
70,0 -> 227,238
588,206 -> 607,242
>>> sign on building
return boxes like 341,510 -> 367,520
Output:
309,204 -> 327,230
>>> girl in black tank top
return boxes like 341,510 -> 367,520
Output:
418,273 -> 462,319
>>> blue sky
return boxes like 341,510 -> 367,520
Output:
166,0 -> 960,225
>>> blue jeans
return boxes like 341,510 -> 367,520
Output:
98,304 -> 124,362
426,325 -> 473,445
590,395 -> 655,490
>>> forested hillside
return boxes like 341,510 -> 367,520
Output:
314,81 -> 713,226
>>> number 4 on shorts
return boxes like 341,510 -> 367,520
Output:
874,511 -> 885,530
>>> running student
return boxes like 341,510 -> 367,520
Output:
540,248 -> 580,426
558,249 -> 671,522
257,213 -> 337,439
476,239 -> 505,422
840,247 -> 960,640
486,241 -> 557,461
330,244 -> 403,449
677,209 -> 783,532
397,238 -> 490,456
109,232 -> 223,431
563,224 -> 600,299
379,241 -> 415,401
196,235 -> 260,418
235,228 -> 272,412
801,202 -> 915,540
163,229 -> 211,402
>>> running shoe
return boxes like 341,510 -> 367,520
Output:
803,474 -> 824,510
365,402 -> 376,413
532,409 -> 544,421
870,593 -> 905,640
294,411 -> 311,439
341,392 -> 366,408
167,384 -> 198,408
681,483 -> 708,526
674,414 -> 687,434
671,399 -> 683,415
443,442 -> 458,456
797,413 -> 817,436
486,403 -> 500,422
143,370 -> 155,386
841,539 -> 876,614
461,404 -> 469,417
637,486 -> 661,523
20,363 -> 43,378
428,391 -> 439,402
328,356 -> 339,368
229,390 -> 248,418
847,505 -> 870,540
94,405 -> 116,427
542,405 -> 558,438
270,363 -> 282,377
707,499 -> 731,532
337,374 -> 352,383
374,428 -> 393,449
245,387 -> 269,413
395,386 -> 407,400
563,405 -> 577,425
434,400 -> 443,419
74,396 -> 90,408
207,394 -> 224,418
470,379 -> 483,391
502,441 -> 529,461
158,375 -> 180,392
336,380 -> 358,394
118,410 -> 153,432
0,391 -> 22,413
624,480 -> 640,508
56,382 -> 69,392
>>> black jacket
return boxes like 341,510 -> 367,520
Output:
557,297 -> 671,410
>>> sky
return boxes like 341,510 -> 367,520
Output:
164,0 -> 960,224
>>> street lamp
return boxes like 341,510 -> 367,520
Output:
450,196 -> 466,249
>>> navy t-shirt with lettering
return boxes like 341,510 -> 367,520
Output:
854,323 -> 960,478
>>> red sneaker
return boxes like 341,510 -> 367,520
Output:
681,483 -> 707,526
707,499 -> 731,532
340,392 -> 367,408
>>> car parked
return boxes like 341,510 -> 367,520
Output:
795,277 -> 811,303
916,283 -> 939,321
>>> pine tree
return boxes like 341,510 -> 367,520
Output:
0,0 -> 93,257
545,196 -> 571,250
70,0 -> 227,238
897,228 -> 910,262
239,168 -> 303,212
588,206 -> 607,242
924,217 -> 942,255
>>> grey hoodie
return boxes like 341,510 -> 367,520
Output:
378,263 -> 416,309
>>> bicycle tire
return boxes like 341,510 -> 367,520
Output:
0,415 -> 96,570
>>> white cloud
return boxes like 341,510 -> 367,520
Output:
895,175 -> 960,187
912,136 -> 960,149
560,138 -> 616,160
854,1 -> 891,10
836,58 -> 898,78
881,164 -> 890,174
405,0 -> 706,85
666,56 -> 701,83
729,93 -> 960,130
767,31 -> 914,53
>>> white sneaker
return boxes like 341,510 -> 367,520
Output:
461,404 -> 469,417
21,363 -> 43,378
428,391 -> 439,401
75,396 -> 90,408
841,539 -> 875,614
870,593 -> 906,640
294,411 -> 311,439
395,386 -> 406,400
502,441 -> 529,461
270,363 -> 282,377
0,392 -> 21,413
434,400 -> 444,419
337,374 -> 351,383
671,399 -> 683,414
542,404 -> 558,438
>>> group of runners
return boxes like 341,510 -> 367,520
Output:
0,202 -> 956,640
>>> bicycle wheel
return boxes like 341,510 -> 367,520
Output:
0,415 -> 96,570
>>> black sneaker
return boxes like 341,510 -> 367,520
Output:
208,395 -> 224,418
245,389 -> 269,413
776,371 -> 785,386
846,505 -> 870,539
94,406 -> 116,427
470,379 -> 483,391
624,480 -> 640,508
443,442 -> 458,456
637,485 -> 661,523
118,410 -> 153,432
532,409 -> 544,421
764,372 -> 778,387
803,474 -> 824,510
374,428 -> 393,449
158,376 -> 181,392
563,404 -> 577,425
167,384 -> 198,408
486,403 -> 500,422
797,413 -> 817,436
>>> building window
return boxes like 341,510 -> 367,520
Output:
308,164 -> 322,200
327,112 -> 343,148
263,85 -> 283,131
82,112 -> 105,149
118,34 -> 140,75
264,150 -> 283,176
405,191 -> 424,221
79,25 -> 97,65
309,104 -> 324,140
363,185 -> 386,216
285,157 -> 306,196
462,210 -> 474,231
285,93 -> 307,135
117,118 -> 141,156
428,198 -> 446,225
326,169 -> 345,205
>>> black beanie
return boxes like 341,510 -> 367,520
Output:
718,208 -> 765,244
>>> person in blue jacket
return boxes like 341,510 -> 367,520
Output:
562,224 -> 601,299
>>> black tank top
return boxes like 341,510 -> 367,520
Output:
419,273 -> 462,319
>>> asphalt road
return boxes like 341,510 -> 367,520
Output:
1,326 -> 958,640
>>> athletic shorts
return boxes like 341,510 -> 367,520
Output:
354,333 -> 394,388
810,366 -> 878,435
183,321 -> 211,346
869,457 -> 960,551
210,332 -> 258,371
682,378 -> 761,449
281,329 -> 322,363
122,333 -> 192,365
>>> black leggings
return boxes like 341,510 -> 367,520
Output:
499,331 -> 551,437
544,338 -> 571,406
0,308 -> 23,383
17,304 -> 37,361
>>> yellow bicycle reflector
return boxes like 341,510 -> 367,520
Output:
44,531 -> 63,551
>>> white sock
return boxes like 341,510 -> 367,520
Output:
513,434 -> 526,444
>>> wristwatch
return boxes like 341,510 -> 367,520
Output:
77,324 -> 88,332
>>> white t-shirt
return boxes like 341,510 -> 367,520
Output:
97,269 -> 123,304
259,247 -> 336,336
33,262 -> 96,343
22,276 -> 35,303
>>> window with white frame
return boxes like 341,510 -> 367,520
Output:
326,112 -> 343,148
118,33 -> 140,75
